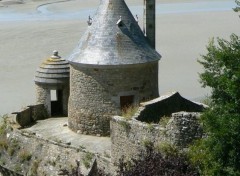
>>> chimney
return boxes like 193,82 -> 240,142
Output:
143,0 -> 156,49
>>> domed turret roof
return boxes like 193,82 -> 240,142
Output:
68,0 -> 161,67
35,51 -> 69,85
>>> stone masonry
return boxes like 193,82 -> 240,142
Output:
67,0 -> 160,137
111,92 -> 206,164
36,84 -> 69,116
111,112 -> 203,164
68,62 -> 159,136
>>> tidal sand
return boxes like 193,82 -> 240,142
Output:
0,0 -> 240,115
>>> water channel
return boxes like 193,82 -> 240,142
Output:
0,0 -> 236,22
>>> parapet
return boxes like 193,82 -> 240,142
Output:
111,92 -> 207,164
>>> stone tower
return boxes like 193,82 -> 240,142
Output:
35,51 -> 70,117
144,0 -> 156,49
68,0 -> 161,136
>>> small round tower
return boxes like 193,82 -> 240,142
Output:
68,0 -> 161,136
35,51 -> 70,117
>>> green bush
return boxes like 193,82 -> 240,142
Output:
189,34 -> 240,175
117,144 -> 199,176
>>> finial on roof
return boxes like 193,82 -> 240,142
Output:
51,50 -> 61,59
143,27 -> 146,36
87,15 -> 92,26
116,16 -> 123,26
135,14 -> 139,23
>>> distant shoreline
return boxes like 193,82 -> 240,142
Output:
0,0 -> 236,21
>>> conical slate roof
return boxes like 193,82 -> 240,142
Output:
68,0 -> 161,67
35,51 -> 69,85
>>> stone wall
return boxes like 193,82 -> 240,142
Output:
166,112 -> 203,148
36,84 -> 69,117
62,85 -> 69,116
111,112 -> 203,164
0,129 -> 97,176
68,62 -> 159,136
111,116 -> 165,164
36,85 -> 51,116
12,104 -> 48,127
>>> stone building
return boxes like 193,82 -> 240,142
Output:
67,0 -> 161,136
1,1 -> 209,175
35,51 -> 70,117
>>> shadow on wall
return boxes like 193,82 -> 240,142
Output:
137,92 -> 207,123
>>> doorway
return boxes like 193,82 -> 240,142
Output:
51,89 -> 63,116
120,95 -> 134,110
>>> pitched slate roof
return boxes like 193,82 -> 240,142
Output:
68,0 -> 161,67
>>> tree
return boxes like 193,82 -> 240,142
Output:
233,0 -> 240,14
189,34 -> 240,175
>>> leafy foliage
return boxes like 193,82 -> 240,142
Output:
117,144 -> 199,176
189,34 -> 240,175
233,0 -> 240,14
198,34 -> 240,113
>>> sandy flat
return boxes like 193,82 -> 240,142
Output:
0,0 -> 240,115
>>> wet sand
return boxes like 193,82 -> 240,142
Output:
0,0 -> 240,115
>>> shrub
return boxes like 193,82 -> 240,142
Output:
117,144 -> 199,176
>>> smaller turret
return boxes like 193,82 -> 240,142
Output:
34,51 -> 70,117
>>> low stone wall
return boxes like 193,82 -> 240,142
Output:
0,128 -> 97,176
166,112 -> 203,148
12,104 -> 48,127
111,112 -> 203,164
111,116 -> 166,164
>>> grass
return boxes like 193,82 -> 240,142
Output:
0,137 -> 8,150
122,105 -> 139,119
155,142 -> 179,156
142,139 -> 153,148
19,149 -> 32,162
82,152 -> 94,169
147,123 -> 155,132
7,138 -> 20,156
7,147 -> 15,156
0,159 -> 6,165
159,116 -> 171,127
119,120 -> 131,132
30,159 -> 41,176
0,115 -> 8,136
14,164 -> 22,173
78,145 -> 86,151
